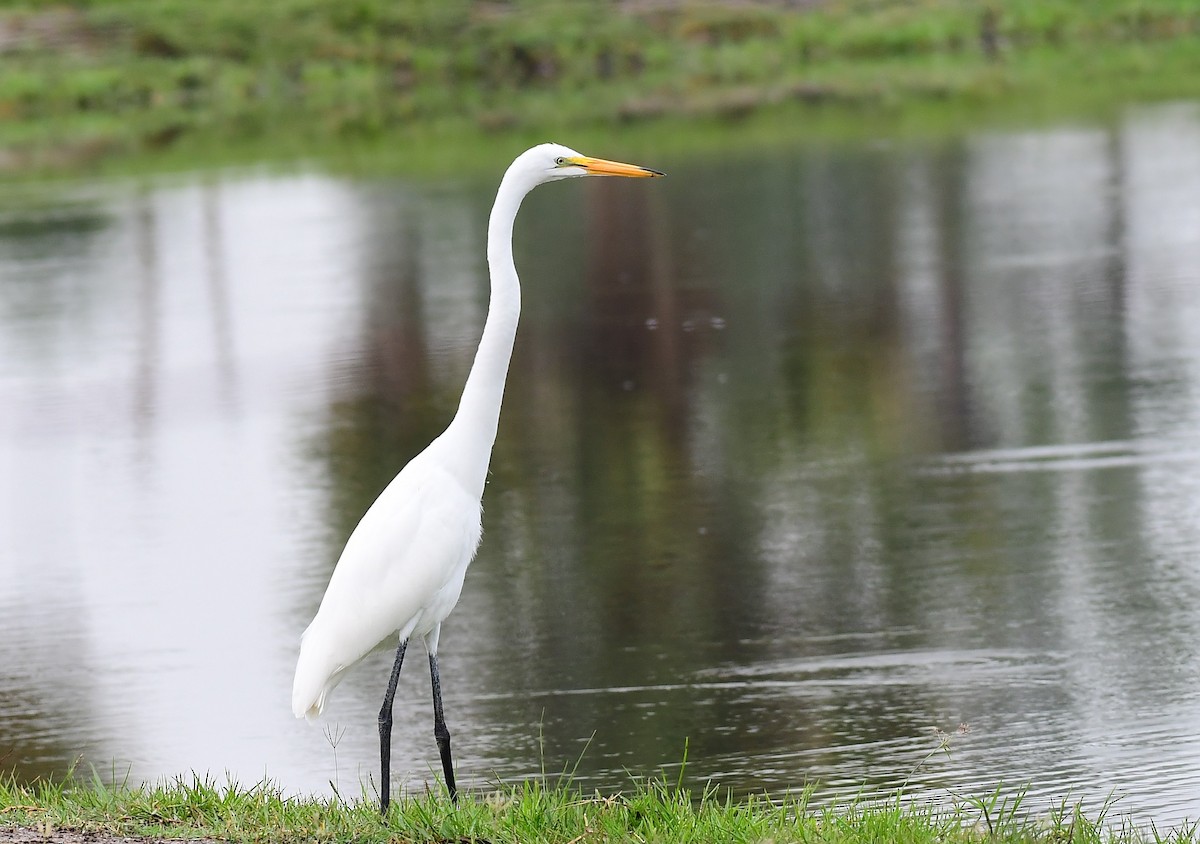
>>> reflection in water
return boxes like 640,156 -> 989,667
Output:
2,104 -> 1200,824
201,182 -> 239,413
132,191 -> 161,452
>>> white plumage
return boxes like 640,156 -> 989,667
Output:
292,452 -> 481,720
290,143 -> 662,811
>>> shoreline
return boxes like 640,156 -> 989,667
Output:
3,775 -> 1198,844
2,1 -> 1200,177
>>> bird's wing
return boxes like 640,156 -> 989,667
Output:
292,459 -> 481,717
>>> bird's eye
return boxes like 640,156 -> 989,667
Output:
554,157 -> 566,166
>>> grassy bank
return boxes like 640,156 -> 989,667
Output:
3,773 -> 1199,844
2,0 -> 1200,175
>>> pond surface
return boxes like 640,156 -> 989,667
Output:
3,103 -> 1200,825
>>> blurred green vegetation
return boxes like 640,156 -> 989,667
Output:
2,0 -> 1200,173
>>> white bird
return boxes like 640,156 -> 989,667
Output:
291,143 -> 663,813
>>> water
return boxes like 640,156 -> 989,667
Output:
3,102 -> 1200,825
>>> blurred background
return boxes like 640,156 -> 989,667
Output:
3,0 -> 1200,827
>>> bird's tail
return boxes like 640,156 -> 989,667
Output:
292,688 -> 324,721
291,631 -> 345,720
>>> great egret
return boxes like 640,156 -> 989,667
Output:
291,143 -> 663,813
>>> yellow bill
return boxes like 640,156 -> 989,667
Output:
568,155 -> 664,178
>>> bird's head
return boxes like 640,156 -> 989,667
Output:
517,143 -> 664,186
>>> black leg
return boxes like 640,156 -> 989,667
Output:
429,653 -> 458,802
378,639 -> 407,816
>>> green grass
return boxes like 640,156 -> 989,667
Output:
3,33 -> 1198,186
3,0 -> 1200,177
2,770 -> 1199,844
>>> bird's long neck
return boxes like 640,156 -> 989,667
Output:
442,172 -> 527,499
